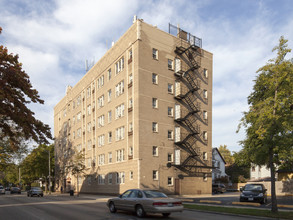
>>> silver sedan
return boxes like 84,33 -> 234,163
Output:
107,189 -> 183,218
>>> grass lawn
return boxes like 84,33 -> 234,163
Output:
183,204 -> 293,219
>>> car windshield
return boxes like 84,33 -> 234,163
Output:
32,187 -> 42,190
143,190 -> 168,198
244,184 -> 263,191
0,186 -> 3,189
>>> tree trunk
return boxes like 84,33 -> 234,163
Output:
269,147 -> 278,213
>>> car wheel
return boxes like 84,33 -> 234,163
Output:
162,213 -> 170,217
136,205 -> 145,218
109,202 -> 117,213
41,194 -> 43,197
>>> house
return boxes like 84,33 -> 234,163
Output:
54,17 -> 213,195
212,148 -> 227,182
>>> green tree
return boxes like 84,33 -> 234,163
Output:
66,150 -> 88,196
0,27 -> 52,149
21,144 -> 54,189
218,145 -> 235,165
238,36 -> 293,213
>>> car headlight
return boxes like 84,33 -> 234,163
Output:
258,193 -> 263,197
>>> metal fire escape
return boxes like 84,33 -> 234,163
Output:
167,24 -> 212,178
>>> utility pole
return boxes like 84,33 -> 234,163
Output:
49,150 -> 51,194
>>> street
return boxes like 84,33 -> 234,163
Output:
0,192 -> 273,220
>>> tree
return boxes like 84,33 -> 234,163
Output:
238,36 -> 293,213
21,144 -> 54,189
0,27 -> 52,149
218,145 -> 235,165
66,150 -> 88,196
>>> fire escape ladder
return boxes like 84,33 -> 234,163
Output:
183,70 -> 200,90
184,93 -> 200,113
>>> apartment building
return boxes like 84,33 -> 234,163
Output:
54,18 -> 213,195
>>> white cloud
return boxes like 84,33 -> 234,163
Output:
1,0 -> 293,152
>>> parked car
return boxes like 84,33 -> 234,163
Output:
107,189 -> 183,218
27,187 -> 44,197
0,186 -> 5,194
240,183 -> 267,204
212,184 -> 226,193
10,187 -> 21,194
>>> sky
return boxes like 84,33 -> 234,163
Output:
1,0 -> 293,153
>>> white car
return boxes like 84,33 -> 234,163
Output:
0,186 -> 5,194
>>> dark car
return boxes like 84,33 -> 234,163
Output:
10,187 -> 21,194
240,183 -> 267,204
107,189 -> 183,218
212,184 -> 226,193
27,187 -> 43,197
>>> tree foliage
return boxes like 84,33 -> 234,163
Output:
0,27 -> 52,148
218,145 -> 235,165
20,144 -> 54,185
238,36 -> 293,212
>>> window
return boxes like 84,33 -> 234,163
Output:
129,122 -> 133,132
87,158 -> 92,168
98,154 -> 105,165
168,153 -> 173,162
116,149 -> 125,162
73,116 -> 75,125
115,80 -> 124,97
168,59 -> 173,69
152,122 -> 158,132
77,128 -> 81,138
203,90 -> 208,99
87,87 -> 91,98
152,48 -> 158,59
108,131 -> 112,143
152,146 -> 158,156
168,83 -> 173,94
108,173 -> 112,184
98,115 -> 105,127
98,134 -> 105,147
108,152 -> 112,163
153,170 -> 158,180
168,177 -> 173,186
77,95 -> 81,106
115,57 -> 124,74
87,105 -> 91,115
87,140 -> 92,150
108,111 -> 112,123
168,130 -> 173,140
116,126 -> 125,141
98,174 -> 105,184
129,49 -> 132,60
116,172 -> 125,184
87,122 -> 91,132
108,89 -> 111,102
97,75 -> 104,89
252,166 -> 255,172
152,98 -> 158,108
152,73 -> 158,84
203,111 -> 208,120
108,68 -> 112,81
203,152 -> 207,160
129,146 -> 133,156
115,103 -> 125,119
203,69 -> 208,78
129,98 -> 133,108
76,144 -> 81,152
129,74 -> 133,84
77,112 -> 81,122
203,173 -> 208,181
130,171 -> 133,180
203,131 -> 208,141
98,95 -> 104,108
168,107 -> 173,117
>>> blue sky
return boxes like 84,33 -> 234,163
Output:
1,0 -> 292,153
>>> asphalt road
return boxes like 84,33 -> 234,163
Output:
0,192 -> 274,220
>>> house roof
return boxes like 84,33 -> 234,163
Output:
212,148 -> 226,164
